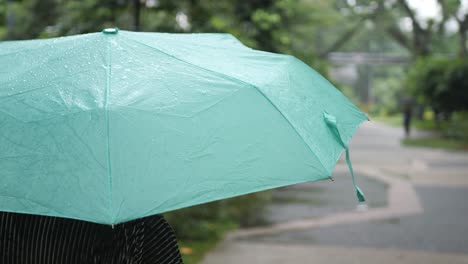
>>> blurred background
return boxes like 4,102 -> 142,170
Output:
1,0 -> 467,263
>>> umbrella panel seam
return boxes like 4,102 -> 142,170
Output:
104,36 -> 114,224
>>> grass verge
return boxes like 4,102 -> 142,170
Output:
177,228 -> 234,264
165,212 -> 238,264
373,114 -> 468,151
165,191 -> 272,263
371,115 -> 402,127
372,115 -> 442,131
178,239 -> 219,264
402,138 -> 468,151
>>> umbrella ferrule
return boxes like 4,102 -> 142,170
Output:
102,28 -> 119,34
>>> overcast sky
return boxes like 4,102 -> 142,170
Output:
408,0 -> 468,20
397,0 -> 468,31
408,0 -> 440,19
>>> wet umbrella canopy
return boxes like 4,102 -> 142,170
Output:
0,28 -> 367,225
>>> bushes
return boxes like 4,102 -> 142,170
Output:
163,191 -> 272,263
406,58 -> 468,142
444,112 -> 468,141
164,191 -> 272,241
406,57 -> 468,114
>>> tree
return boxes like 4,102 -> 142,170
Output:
438,0 -> 468,57
3,0 -> 59,40
133,0 -> 141,31
407,58 -> 468,114
57,0 -> 130,35
0,0 -> 7,39
2,0 -> 342,74
395,0 -> 434,56
331,0 -> 466,58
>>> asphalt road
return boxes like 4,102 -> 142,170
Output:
202,122 -> 468,264
252,185 -> 468,254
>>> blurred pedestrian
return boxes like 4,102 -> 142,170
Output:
402,97 -> 413,137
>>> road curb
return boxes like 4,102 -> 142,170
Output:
227,165 -> 423,239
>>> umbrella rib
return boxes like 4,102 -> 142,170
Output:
122,36 -> 330,176
104,37 -> 114,224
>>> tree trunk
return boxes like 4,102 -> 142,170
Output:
133,0 -> 141,31
459,15 -> 468,57
398,0 -> 432,57
413,27 -> 432,57
6,0 -> 15,40
460,30 -> 467,57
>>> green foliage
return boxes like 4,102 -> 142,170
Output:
177,239 -> 219,264
407,58 -> 468,113
165,191 -> 272,241
163,191 -> 271,263
444,111 -> 468,141
165,203 -> 234,241
0,0 -> 337,73
0,1 -> 5,39
2,0 -> 60,40
402,137 -> 468,151
180,0 -> 336,69
57,0 -> 133,35
251,9 -> 281,31
371,66 -> 408,115
371,114 -> 403,127
336,84 -> 359,105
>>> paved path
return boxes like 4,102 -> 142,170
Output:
202,122 -> 468,264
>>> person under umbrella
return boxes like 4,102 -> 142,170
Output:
0,212 -> 183,264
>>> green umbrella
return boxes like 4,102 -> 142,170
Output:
0,28 -> 367,225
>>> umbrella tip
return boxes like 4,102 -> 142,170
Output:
102,28 -> 119,34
